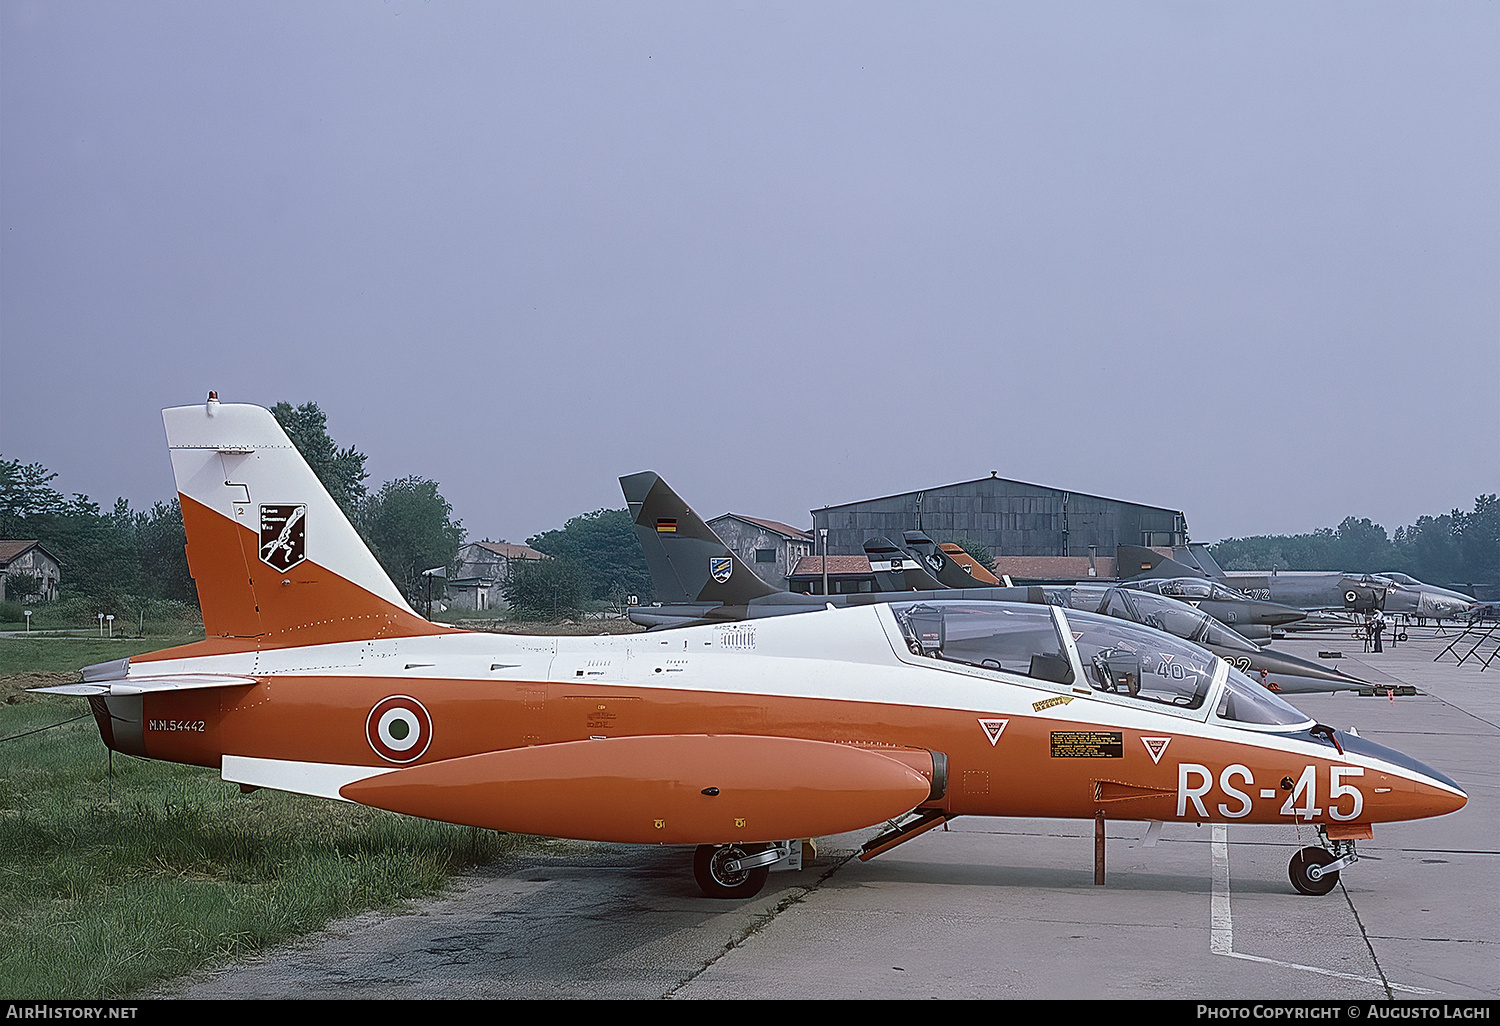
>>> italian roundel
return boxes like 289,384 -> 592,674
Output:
366,695 -> 433,763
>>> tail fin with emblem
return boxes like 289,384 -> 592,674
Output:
619,472 -> 780,606
163,395 -> 449,648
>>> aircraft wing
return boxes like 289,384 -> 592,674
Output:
29,656 -> 257,696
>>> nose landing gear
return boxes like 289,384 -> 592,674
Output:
1289,833 -> 1359,896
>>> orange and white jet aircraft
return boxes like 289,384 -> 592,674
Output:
38,397 -> 1468,899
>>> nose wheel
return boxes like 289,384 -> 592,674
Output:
1288,844 -> 1346,896
693,843 -> 775,899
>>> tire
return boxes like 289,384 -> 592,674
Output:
693,844 -> 771,899
1288,846 -> 1339,896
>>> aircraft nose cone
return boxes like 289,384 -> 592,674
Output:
1336,731 -> 1468,821
1421,593 -> 1476,618
1438,782 -> 1469,817
1407,771 -> 1470,819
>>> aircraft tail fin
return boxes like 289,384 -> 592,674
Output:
936,542 -> 1003,586
162,396 -> 448,648
864,536 -> 945,592
620,472 -> 780,605
1116,544 -> 1208,581
1183,543 -> 1226,579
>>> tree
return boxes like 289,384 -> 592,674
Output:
1333,517 -> 1391,571
0,458 -> 69,535
527,508 -> 652,603
4,571 -> 43,602
135,499 -> 196,602
0,462 -> 140,601
362,476 -> 464,605
1210,495 -> 1500,587
1393,514 -> 1462,587
1457,494 -> 1500,583
946,537 -> 996,574
271,402 -> 369,523
501,556 -> 587,621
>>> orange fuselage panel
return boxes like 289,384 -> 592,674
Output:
121,676 -> 1463,832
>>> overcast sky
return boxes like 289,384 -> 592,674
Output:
2,1 -> 1496,548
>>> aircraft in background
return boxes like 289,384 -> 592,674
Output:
622,474 -> 1374,693
897,531 -> 1006,588
875,532 -> 1307,638
34,398 -> 1467,900
1121,545 -> 1478,622
863,535 -> 945,592
1118,576 -> 1307,641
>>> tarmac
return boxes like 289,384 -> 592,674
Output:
147,626 -> 1498,1000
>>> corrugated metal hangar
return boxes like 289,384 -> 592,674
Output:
809,473 -> 1188,560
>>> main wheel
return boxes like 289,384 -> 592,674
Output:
1288,846 -> 1339,896
693,844 -> 771,899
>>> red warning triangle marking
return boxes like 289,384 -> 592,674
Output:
979,718 -> 1009,746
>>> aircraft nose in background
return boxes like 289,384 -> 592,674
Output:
1418,592 -> 1477,619
1251,600 -> 1306,626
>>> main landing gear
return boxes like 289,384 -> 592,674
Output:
693,843 -> 783,899
1288,832 -> 1359,896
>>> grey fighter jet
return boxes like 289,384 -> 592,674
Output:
1120,577 -> 1307,637
621,473 -> 1373,693
1122,544 -> 1478,622
880,534 -> 1304,637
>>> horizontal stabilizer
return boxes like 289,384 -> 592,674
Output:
31,673 -> 258,697
342,733 -> 935,845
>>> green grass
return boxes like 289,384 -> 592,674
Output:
0,636 -> 196,676
0,596 -> 203,638
0,614 -> 637,996
0,686 -> 524,998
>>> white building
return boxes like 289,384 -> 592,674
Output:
0,540 -> 62,602
447,541 -> 546,611
706,514 -> 814,589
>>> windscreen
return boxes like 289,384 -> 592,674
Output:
892,602 -> 1074,684
1214,668 -> 1313,726
1064,608 -> 1217,709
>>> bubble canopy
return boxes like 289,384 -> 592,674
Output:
888,601 -> 1312,729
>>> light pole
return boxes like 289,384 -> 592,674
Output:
819,528 -> 829,598
421,566 -> 447,619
